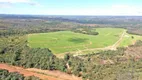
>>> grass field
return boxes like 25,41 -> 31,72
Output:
28,28 -> 127,54
119,32 -> 142,47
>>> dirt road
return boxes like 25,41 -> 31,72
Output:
111,31 -> 126,50
0,63 -> 82,80
56,31 -> 126,57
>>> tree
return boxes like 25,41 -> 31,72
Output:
131,36 -> 134,39
64,54 -> 70,61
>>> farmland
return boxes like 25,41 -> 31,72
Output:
28,28 -> 142,54
119,33 -> 142,47
1,15 -> 142,80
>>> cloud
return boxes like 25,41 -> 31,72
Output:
0,0 -> 39,7
26,4 -> 142,16
109,5 -> 140,15
68,5 -> 142,15
0,0 -> 31,3
0,2 -> 12,8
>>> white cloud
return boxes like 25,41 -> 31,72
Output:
30,4 -> 142,15
1,2 -> 142,15
109,5 -> 140,15
37,4 -> 142,15
67,5 -> 142,15
0,2 -> 11,8
0,0 -> 31,3
0,0 -> 39,7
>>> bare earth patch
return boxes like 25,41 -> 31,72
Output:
0,63 -> 82,80
125,46 -> 142,59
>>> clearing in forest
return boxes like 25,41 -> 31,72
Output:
28,28 -> 133,54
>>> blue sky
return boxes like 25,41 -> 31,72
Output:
0,0 -> 142,15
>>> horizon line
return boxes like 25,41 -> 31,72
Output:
1,14 -> 142,17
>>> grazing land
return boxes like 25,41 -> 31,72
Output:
1,15 -> 142,80
28,28 -> 140,54
119,33 -> 142,47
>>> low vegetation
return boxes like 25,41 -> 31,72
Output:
73,28 -> 99,35
0,69 -> 40,80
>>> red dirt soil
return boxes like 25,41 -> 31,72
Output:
0,63 -> 82,80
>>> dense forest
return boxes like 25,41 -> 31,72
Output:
0,15 -> 142,80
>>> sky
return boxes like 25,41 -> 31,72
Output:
0,0 -> 142,15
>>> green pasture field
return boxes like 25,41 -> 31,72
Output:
119,33 -> 142,47
28,28 -> 129,54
